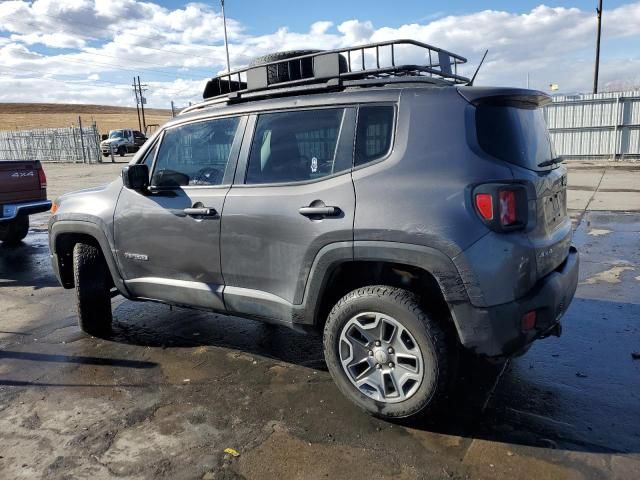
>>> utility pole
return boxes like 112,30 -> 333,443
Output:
221,0 -> 231,72
593,0 -> 603,94
137,76 -> 148,132
132,77 -> 142,131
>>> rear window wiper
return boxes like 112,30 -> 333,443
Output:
537,156 -> 564,168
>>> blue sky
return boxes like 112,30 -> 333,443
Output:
1,1 -> 639,107
163,0 -> 630,34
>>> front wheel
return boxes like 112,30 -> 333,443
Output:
73,243 -> 113,336
323,286 -> 455,420
0,215 -> 29,245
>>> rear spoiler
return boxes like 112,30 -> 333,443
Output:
457,86 -> 551,108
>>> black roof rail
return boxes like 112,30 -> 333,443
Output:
183,39 -> 469,114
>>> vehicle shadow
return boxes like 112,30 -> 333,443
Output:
102,298 -> 638,455
0,350 -> 157,369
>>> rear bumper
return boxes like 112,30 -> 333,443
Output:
451,246 -> 579,357
0,199 -> 51,223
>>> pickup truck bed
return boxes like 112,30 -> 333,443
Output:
0,161 -> 51,245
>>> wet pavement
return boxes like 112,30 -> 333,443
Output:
0,164 -> 639,479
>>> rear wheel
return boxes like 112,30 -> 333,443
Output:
0,215 -> 29,245
323,286 -> 455,420
73,243 -> 113,336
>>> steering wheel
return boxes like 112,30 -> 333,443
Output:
190,167 -> 222,185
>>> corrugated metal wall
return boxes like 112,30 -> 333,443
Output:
544,90 -> 640,161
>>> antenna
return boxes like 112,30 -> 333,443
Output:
221,0 -> 231,73
468,50 -> 488,86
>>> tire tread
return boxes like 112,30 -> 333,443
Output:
73,243 -> 113,336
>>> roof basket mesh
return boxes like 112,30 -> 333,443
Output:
200,39 -> 469,102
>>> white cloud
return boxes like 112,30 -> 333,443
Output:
0,1 -> 639,107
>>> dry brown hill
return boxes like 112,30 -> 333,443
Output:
0,103 -> 172,134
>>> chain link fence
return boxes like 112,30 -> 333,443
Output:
0,123 -> 102,163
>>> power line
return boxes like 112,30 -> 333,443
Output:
0,64 -> 201,99
5,10 -> 229,65
71,49 -> 215,78
41,55 -> 193,80
0,65 -> 131,89
8,16 -> 217,77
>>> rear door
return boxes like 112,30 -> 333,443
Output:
220,107 -> 356,319
114,115 -> 246,310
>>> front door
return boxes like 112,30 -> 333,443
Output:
114,115 -> 246,311
221,107 -> 356,320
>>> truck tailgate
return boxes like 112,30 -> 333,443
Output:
0,161 -> 44,204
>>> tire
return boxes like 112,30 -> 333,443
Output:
323,286 -> 455,421
118,146 -> 126,157
102,153 -> 109,157
250,49 -> 348,84
0,215 -> 29,245
73,243 -> 113,337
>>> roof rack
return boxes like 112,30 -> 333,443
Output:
184,39 -> 469,114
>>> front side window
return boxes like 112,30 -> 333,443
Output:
140,141 -> 158,167
355,105 -> 395,167
151,117 -> 240,187
246,108 -> 346,184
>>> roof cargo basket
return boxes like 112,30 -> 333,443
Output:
197,39 -> 469,106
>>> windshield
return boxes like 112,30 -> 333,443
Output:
476,105 -> 556,171
109,130 -> 125,139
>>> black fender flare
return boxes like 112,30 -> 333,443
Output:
298,240 -> 480,327
49,217 -> 130,296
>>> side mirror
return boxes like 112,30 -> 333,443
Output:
122,164 -> 149,191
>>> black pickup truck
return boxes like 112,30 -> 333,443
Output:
0,161 -> 51,245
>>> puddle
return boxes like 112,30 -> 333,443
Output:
587,228 -> 612,236
582,266 -> 635,285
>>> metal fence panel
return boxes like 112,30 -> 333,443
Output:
0,125 -> 102,163
545,90 -> 640,161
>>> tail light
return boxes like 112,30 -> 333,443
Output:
37,167 -> 47,189
473,184 -> 528,232
521,310 -> 537,331
474,193 -> 493,221
499,190 -> 516,225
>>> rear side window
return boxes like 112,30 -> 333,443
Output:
476,105 -> 556,171
151,117 -> 240,187
246,108 -> 347,184
355,105 -> 394,167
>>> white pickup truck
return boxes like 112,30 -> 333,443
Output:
100,129 -> 146,157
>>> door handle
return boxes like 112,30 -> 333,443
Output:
298,206 -> 341,217
183,207 -> 218,217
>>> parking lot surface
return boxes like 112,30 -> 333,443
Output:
1,162 -> 639,479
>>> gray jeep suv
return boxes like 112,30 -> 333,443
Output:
49,40 -> 578,420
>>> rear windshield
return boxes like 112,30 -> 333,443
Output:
476,105 -> 555,171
